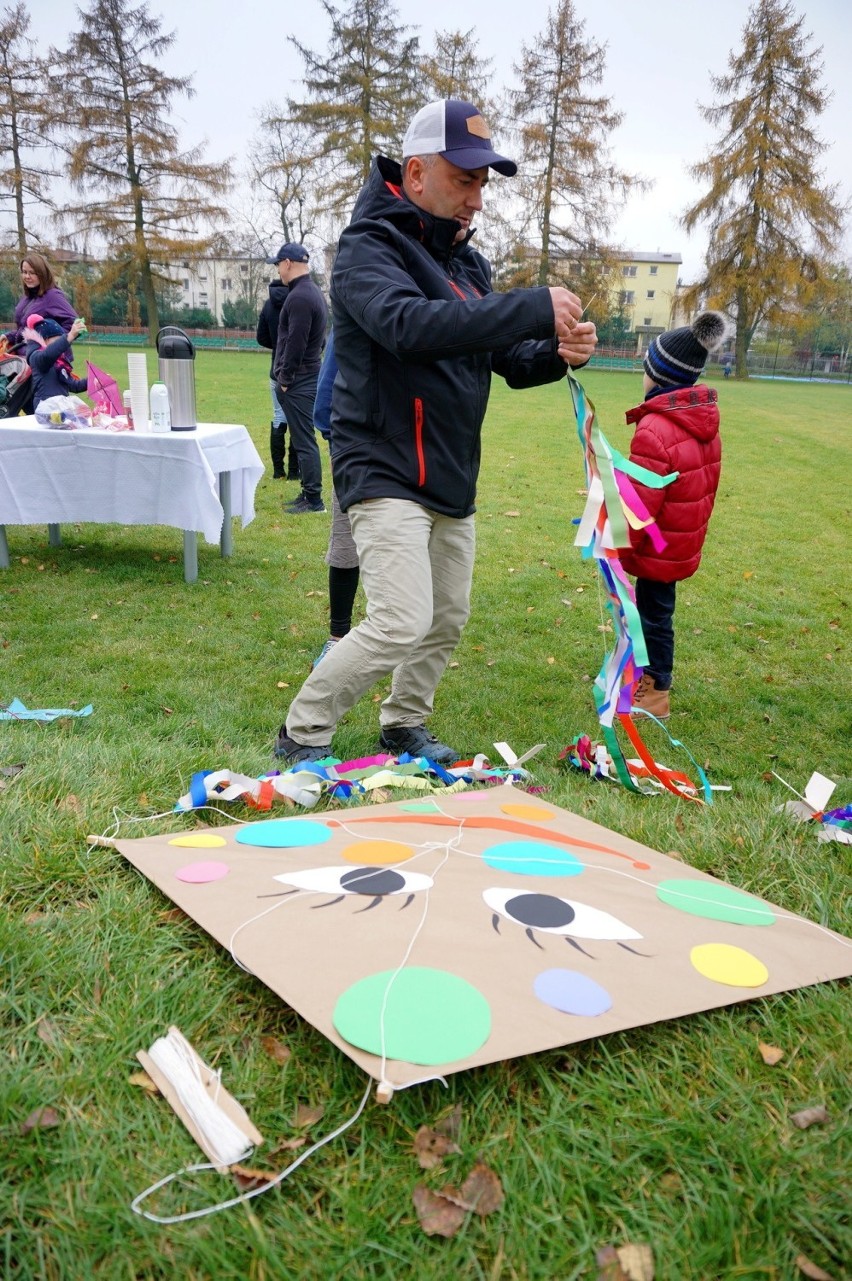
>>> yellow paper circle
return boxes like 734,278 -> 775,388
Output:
341,839 -> 415,866
499,804 -> 556,821
690,943 -> 769,988
168,833 -> 228,849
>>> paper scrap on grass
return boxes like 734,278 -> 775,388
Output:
1,698 -> 93,722
115,788 -> 851,1090
174,751 -> 537,813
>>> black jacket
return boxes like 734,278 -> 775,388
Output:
273,273 -> 328,388
256,279 -> 288,378
329,155 -> 570,518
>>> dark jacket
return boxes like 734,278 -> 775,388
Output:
329,155 -> 571,518
619,384 -> 721,582
256,279 -> 289,378
26,334 -> 88,407
273,273 -> 328,388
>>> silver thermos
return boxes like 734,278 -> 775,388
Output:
156,326 -> 197,430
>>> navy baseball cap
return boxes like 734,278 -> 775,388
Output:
266,242 -> 310,265
402,100 -> 517,177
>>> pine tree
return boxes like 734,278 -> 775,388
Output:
58,0 -> 230,340
510,0 -> 638,287
0,3 -> 59,252
288,0 -> 420,221
419,29 -> 494,110
682,0 -> 846,376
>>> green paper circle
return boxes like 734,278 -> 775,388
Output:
333,967 -> 491,1066
656,878 -> 775,926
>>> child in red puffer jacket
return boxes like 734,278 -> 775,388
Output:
619,311 -> 729,719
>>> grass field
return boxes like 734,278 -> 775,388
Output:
1,349 -> 850,1280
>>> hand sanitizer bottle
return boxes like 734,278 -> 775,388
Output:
149,382 -> 171,433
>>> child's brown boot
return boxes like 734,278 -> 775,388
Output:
631,673 -> 671,719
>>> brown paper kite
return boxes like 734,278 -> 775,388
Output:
116,789 -> 851,1090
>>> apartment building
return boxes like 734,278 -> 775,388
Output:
614,252 -> 682,346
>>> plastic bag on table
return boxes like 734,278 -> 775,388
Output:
34,395 -> 93,429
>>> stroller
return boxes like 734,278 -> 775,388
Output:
0,352 -> 34,418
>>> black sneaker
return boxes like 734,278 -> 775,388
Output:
379,725 -> 459,765
284,495 -> 326,514
274,728 -> 333,763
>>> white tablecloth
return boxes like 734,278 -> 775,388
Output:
0,420 -> 265,544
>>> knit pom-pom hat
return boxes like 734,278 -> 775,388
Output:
644,311 -> 729,388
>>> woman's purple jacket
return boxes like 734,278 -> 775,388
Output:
13,287 -> 77,343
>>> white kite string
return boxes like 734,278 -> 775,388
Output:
146,1029 -> 253,1168
132,1078 -> 373,1224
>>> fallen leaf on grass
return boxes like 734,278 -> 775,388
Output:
758,1042 -> 784,1066
270,1136 -> 307,1155
596,1243 -> 654,1281
413,1124 -> 462,1170
596,1245 -> 629,1280
791,1105 -> 829,1130
160,706 -> 174,716
293,1103 -> 324,1128
459,1163 -> 504,1216
230,1163 -> 278,1191
0,763 -> 25,777
56,793 -> 81,813
36,1017 -> 61,1048
260,1035 -> 291,1066
795,1253 -> 835,1280
412,1184 -> 467,1238
20,1106 -> 61,1135
129,1070 -> 159,1094
502,511 -> 520,518
616,1243 -> 654,1280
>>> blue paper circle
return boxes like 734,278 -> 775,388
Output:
234,819 -> 332,849
483,840 -> 584,877
534,968 -> 612,1017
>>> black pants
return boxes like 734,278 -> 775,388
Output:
635,578 -> 676,689
276,377 -> 322,502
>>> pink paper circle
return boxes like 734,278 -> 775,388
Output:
175,860 -> 230,884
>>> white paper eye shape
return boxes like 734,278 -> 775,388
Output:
273,865 -> 434,897
483,887 -> 643,941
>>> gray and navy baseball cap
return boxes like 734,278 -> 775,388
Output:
402,100 -> 517,176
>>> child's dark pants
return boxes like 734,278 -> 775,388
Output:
635,578 -> 677,689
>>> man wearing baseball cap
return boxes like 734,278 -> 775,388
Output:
274,99 -> 596,765
268,243 -> 328,513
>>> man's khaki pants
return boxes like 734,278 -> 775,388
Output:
285,498 -> 475,745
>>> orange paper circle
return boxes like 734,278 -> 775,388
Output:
690,943 -> 769,988
499,804 -> 555,821
168,833 -> 228,849
340,839 -> 415,866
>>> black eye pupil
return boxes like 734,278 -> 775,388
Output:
505,893 -> 575,929
340,867 -> 406,896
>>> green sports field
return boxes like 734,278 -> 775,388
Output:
1,351 -> 849,1279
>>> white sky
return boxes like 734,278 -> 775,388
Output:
28,0 -> 852,283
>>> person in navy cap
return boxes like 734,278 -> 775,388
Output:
274,99 -> 597,766
268,242 -> 328,513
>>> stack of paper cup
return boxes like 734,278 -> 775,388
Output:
127,353 -> 150,432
